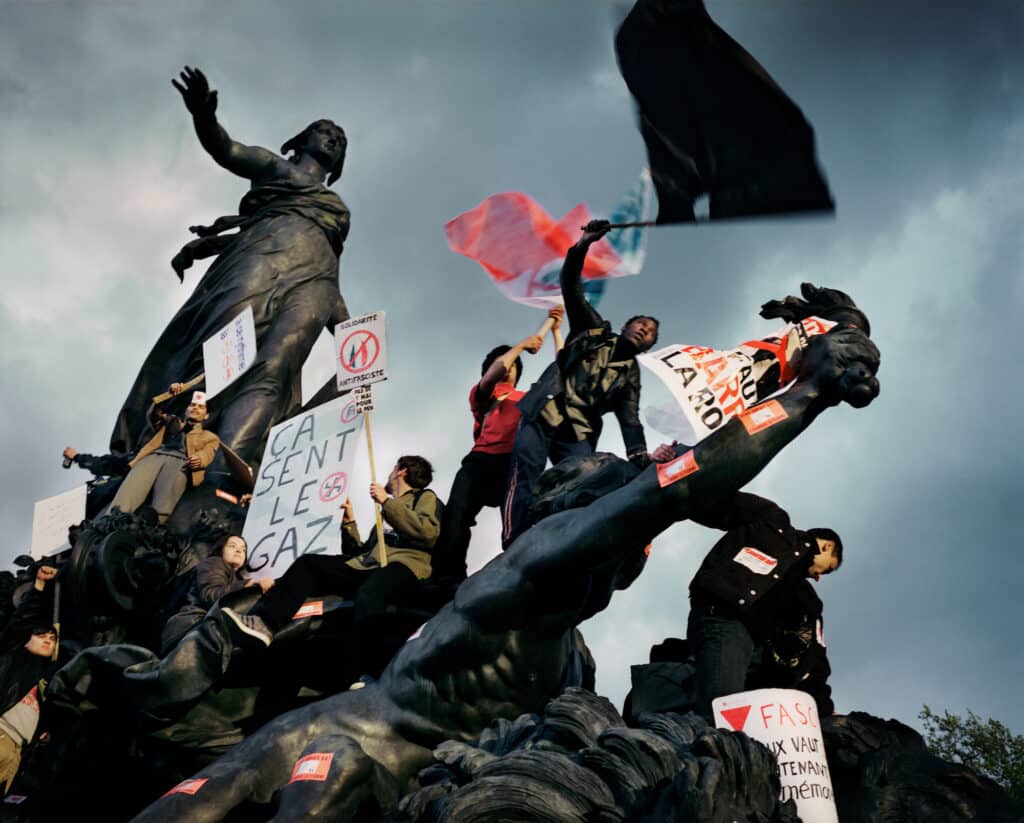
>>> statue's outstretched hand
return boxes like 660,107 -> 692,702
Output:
172,66 -> 218,118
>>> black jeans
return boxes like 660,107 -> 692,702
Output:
251,554 -> 422,677
433,451 -> 511,580
687,603 -> 762,720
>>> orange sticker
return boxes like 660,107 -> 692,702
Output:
215,489 -> 239,504
739,400 -> 788,434
657,450 -> 699,487
292,600 -> 325,620
289,753 -> 334,783
162,778 -> 208,798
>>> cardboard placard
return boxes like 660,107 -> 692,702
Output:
202,305 -> 257,399
242,395 -> 363,578
713,688 -> 838,823
335,311 -> 388,391
31,484 -> 87,558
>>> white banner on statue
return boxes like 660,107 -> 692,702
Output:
242,395 -> 364,578
335,311 -> 388,391
300,328 -> 337,407
202,305 -> 257,399
31,484 -> 87,558
639,317 -> 836,444
713,688 -> 838,823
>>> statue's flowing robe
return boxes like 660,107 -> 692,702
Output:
111,178 -> 350,465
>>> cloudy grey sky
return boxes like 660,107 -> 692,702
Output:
2,0 -> 1022,735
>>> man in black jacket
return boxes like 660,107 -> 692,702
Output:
687,492 -> 842,719
503,220 -> 659,545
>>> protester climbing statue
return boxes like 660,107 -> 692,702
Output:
130,306 -> 879,821
110,66 -> 351,467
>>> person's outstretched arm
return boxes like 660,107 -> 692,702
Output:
476,335 -> 543,403
560,221 -> 611,336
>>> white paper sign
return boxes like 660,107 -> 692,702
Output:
242,395 -> 364,578
300,328 -> 337,407
31,484 -> 88,558
202,305 -> 257,399
713,688 -> 838,823
335,311 -> 388,391
639,317 -> 836,443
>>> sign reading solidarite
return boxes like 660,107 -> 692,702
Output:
242,395 -> 364,578
713,688 -> 838,823
335,311 -> 388,391
203,305 -> 257,399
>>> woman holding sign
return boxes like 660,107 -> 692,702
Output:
111,67 -> 351,466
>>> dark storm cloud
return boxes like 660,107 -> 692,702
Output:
1,1 -> 1022,736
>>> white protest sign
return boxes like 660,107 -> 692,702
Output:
31,484 -> 87,558
335,311 -> 388,391
203,305 -> 257,399
242,394 -> 364,578
639,317 -> 836,443
300,328 -> 337,407
353,386 -> 374,413
713,688 -> 838,823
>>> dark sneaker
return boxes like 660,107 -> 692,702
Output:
223,608 -> 273,647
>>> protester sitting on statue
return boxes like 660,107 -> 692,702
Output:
0,564 -> 60,795
503,219 -> 661,546
159,535 -> 274,654
432,308 -> 564,583
224,455 -> 442,679
686,491 -> 843,719
108,385 -> 220,524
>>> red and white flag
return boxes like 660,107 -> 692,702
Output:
445,172 -> 654,308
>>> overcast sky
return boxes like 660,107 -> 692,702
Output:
2,0 -> 1022,736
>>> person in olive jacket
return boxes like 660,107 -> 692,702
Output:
224,456 -> 442,677
686,491 -> 842,718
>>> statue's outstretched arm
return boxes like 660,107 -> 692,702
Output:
172,66 -> 282,182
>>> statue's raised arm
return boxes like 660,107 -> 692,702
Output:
172,66 -> 283,183
110,67 -> 350,470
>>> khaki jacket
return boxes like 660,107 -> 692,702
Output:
342,489 -> 443,580
131,425 -> 220,487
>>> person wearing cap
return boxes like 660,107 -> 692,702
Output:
685,492 -> 843,719
109,383 -> 221,523
0,565 -> 60,794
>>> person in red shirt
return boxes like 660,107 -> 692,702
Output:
432,308 -> 564,582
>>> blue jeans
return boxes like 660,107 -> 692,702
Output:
502,417 -> 593,546
687,604 -> 761,720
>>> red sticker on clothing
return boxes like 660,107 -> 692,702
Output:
292,600 -> 325,620
739,400 -> 788,434
733,547 -> 778,575
215,489 -> 239,504
657,450 -> 699,487
289,753 -> 334,783
162,778 -> 208,798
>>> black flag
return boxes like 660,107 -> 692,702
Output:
615,0 -> 834,223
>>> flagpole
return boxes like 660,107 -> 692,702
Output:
580,220 -> 659,230
363,408 -> 389,568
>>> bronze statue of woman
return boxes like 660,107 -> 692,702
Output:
110,66 -> 351,466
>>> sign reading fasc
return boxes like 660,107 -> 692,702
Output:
713,688 -> 838,823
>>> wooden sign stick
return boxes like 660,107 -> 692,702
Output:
363,409 -> 389,568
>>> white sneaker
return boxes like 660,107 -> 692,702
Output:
223,608 -> 273,647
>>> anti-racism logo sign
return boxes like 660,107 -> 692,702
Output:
713,688 -> 838,823
242,395 -> 364,578
335,311 -> 388,391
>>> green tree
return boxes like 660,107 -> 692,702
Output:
919,705 -> 1024,803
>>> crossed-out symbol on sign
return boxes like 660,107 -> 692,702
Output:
340,330 -> 380,374
339,400 -> 359,424
319,472 -> 348,502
